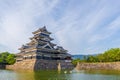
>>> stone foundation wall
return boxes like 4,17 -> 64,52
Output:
76,62 -> 120,70
6,59 -> 36,70
6,59 -> 73,70
58,60 -> 73,70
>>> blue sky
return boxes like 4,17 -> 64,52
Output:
0,0 -> 120,55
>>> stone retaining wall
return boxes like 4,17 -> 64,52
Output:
76,62 -> 120,70
6,59 -> 73,70
6,59 -> 36,70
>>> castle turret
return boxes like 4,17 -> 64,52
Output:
16,26 -> 73,70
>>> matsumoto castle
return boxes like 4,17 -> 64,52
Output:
15,26 -> 73,70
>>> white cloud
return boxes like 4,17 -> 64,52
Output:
0,0 -> 120,55
54,0 -> 120,54
0,0 -> 59,53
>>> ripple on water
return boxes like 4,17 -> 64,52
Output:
0,69 -> 120,80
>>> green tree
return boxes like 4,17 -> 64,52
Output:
85,48 -> 120,62
86,56 -> 97,62
6,54 -> 16,65
0,52 -> 9,64
0,52 -> 16,64
72,48 -> 120,63
72,58 -> 83,66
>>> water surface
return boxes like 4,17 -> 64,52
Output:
0,69 -> 120,80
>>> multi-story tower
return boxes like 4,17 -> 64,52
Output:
16,26 -> 73,70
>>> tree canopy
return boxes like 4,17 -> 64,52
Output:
72,48 -> 120,65
86,48 -> 120,62
0,52 -> 16,65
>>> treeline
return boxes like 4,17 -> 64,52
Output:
0,52 -> 16,65
72,48 -> 120,65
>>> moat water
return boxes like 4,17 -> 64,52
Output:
0,69 -> 120,80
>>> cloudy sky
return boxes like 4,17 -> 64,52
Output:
0,0 -> 120,55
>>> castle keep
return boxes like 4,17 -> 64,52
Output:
10,26 -> 73,70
